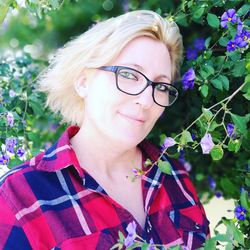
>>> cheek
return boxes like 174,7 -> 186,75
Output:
151,107 -> 165,122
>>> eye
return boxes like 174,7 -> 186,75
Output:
155,83 -> 169,92
118,70 -> 138,81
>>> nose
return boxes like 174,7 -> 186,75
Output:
133,85 -> 154,109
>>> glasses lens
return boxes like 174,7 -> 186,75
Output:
117,68 -> 147,94
154,83 -> 178,106
116,67 -> 178,107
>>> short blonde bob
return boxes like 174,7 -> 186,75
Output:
37,10 -> 183,126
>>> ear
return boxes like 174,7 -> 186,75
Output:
75,76 -> 88,98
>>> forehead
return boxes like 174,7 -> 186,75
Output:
111,36 -> 172,80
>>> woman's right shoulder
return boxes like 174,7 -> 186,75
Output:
0,151 -> 45,189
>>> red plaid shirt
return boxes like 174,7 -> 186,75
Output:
0,126 -> 209,249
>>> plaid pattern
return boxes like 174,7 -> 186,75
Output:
0,126 -> 210,249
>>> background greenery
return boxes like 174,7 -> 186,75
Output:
0,0 -> 249,249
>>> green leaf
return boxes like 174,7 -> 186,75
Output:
193,7 -> 205,19
15,107 -> 22,115
208,121 -> 221,132
109,243 -> 122,250
50,0 -> 60,9
207,13 -> 220,28
227,50 -> 241,61
246,60 -> 250,73
245,176 -> 250,187
196,173 -> 204,181
218,75 -> 229,91
29,101 -> 44,116
200,85 -> 209,98
0,63 -> 11,76
211,78 -> 223,90
118,231 -> 125,242
213,234 -> 230,242
180,130 -> 193,145
240,190 -> 250,210
204,238 -> 217,250
8,158 -> 23,168
231,114 -> 248,138
202,107 -> 213,121
237,4 -> 250,16
232,60 -> 246,77
221,178 -> 237,195
27,132 -> 38,142
0,3 -> 10,25
232,223 -> 245,246
205,37 -> 211,48
243,90 -> 250,100
203,50 -> 212,60
210,145 -> 224,161
242,75 -> 250,92
175,12 -> 188,27
227,22 -> 237,37
158,160 -> 172,174
228,139 -> 241,153
219,37 -> 229,47
169,245 -> 182,250
225,243 -> 233,250
204,64 -> 214,76
141,244 -> 149,250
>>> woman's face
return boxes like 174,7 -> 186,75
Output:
82,36 -> 172,147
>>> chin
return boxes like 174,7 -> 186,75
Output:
111,130 -> 147,148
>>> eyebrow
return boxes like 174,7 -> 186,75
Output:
121,63 -> 172,82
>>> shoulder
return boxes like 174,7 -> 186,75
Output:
0,151 -> 45,194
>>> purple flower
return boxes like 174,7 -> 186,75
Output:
235,30 -> 250,48
132,168 -> 139,177
0,154 -> 10,165
44,142 -> 52,150
208,176 -> 216,191
237,17 -> 243,34
186,48 -> 198,61
178,150 -> 192,172
234,205 -> 247,220
6,112 -> 14,127
182,68 -> 195,90
200,133 -> 214,154
9,89 -> 16,98
215,191 -> 222,198
16,147 -> 25,158
227,40 -> 237,52
221,9 -> 237,28
132,168 -> 143,177
226,123 -> 236,139
5,137 -> 18,153
124,221 -> 137,247
194,38 -> 206,51
50,123 -> 59,131
162,137 -> 175,150
147,238 -> 155,250
183,161 -> 192,172
191,133 -> 196,140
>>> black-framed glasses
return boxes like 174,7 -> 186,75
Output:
98,66 -> 178,107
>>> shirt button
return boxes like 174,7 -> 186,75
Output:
195,223 -> 201,229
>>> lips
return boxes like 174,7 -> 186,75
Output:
118,112 -> 146,124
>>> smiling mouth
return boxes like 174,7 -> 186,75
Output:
118,112 -> 145,124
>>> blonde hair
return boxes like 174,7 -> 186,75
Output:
37,10 -> 183,126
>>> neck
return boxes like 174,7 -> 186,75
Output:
70,125 -> 142,180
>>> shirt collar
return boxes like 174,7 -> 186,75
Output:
36,125 -> 162,176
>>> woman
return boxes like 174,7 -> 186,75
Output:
0,10 -> 209,249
